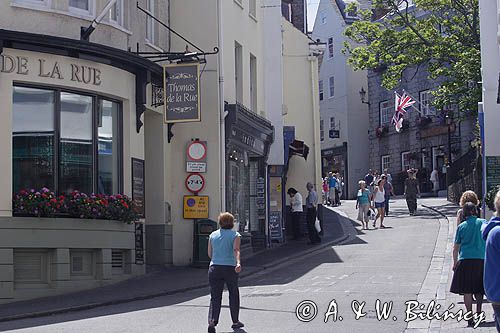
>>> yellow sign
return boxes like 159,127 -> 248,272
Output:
183,196 -> 209,219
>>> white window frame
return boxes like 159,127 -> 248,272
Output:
320,119 -> 324,141
379,100 -> 391,125
381,155 -> 391,172
109,0 -> 123,26
420,90 -> 434,115
329,76 -> 335,98
319,80 -> 324,101
330,116 -> 335,129
12,0 -> 50,8
145,0 -> 155,44
68,0 -> 95,17
401,151 -> 411,171
327,37 -> 334,59
320,10 -> 327,24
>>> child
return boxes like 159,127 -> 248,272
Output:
356,180 -> 371,230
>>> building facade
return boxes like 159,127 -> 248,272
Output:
0,0 -> 170,302
312,0 -> 370,199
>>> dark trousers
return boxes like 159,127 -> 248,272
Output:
406,195 -> 417,213
384,196 -> 390,215
291,212 -> 302,239
493,303 -> 500,332
208,265 -> 240,326
306,207 -> 321,243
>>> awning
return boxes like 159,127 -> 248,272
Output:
289,139 -> 309,161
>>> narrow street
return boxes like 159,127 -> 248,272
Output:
1,199 -> 454,333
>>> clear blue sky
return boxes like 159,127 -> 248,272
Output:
307,0 -> 320,31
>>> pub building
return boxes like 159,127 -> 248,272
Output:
0,29 -> 161,303
225,103 -> 274,249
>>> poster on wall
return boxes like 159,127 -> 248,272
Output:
131,158 -> 145,218
163,63 -> 200,123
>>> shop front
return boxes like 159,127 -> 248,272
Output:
225,103 -> 273,249
0,29 -> 161,303
322,143 -> 348,197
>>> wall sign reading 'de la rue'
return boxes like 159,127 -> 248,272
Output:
0,54 -> 102,86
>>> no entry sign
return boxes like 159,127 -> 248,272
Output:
185,173 -> 205,194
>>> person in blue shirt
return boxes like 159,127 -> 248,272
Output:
207,212 -> 244,333
356,180 -> 372,230
328,172 -> 338,206
482,190 -> 500,332
450,202 -> 486,328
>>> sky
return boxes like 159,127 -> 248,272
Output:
307,0 -> 320,31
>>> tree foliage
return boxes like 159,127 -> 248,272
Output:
343,0 -> 480,116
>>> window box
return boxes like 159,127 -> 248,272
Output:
376,125 -> 389,138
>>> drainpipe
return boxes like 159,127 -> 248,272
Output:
308,55 -> 321,191
217,0 -> 226,212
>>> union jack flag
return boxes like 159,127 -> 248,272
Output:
392,92 -> 416,132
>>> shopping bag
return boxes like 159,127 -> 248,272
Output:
314,218 -> 321,233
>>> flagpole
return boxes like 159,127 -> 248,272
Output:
401,89 -> 426,115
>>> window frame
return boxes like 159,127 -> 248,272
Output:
12,0 -> 51,8
145,0 -> 155,44
13,83 -> 123,196
319,80 -> 324,101
419,90 -> 434,116
109,0 -> 123,26
320,119 -> 324,141
401,151 -> 411,171
68,0 -> 95,17
381,155 -> 391,172
379,100 -> 391,125
329,76 -> 334,98
327,37 -> 334,59
330,116 -> 335,129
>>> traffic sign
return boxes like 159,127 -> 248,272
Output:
187,141 -> 207,161
185,173 -> 205,194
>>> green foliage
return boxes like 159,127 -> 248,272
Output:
344,0 -> 481,116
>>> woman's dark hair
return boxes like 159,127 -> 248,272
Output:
287,188 -> 298,195
463,202 -> 478,218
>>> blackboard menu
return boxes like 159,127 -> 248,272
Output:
135,223 -> 144,265
132,158 -> 145,218
269,211 -> 282,240
486,156 -> 500,190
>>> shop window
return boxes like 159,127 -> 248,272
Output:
12,85 -> 122,196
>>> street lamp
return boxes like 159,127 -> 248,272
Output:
359,87 -> 370,106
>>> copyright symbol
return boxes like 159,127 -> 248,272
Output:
295,300 -> 318,322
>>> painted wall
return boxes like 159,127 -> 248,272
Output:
282,19 -> 322,197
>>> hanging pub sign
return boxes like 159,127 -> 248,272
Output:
163,63 -> 201,123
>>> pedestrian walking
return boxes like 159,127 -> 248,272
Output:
328,172 -> 337,206
335,173 -> 342,206
404,169 -> 420,216
364,169 -> 374,192
287,188 -> 303,240
450,202 -> 486,328
383,177 -> 394,216
430,168 -> 439,197
207,212 -> 244,333
481,190 -> 500,332
356,180 -> 371,230
306,182 -> 321,244
383,168 -> 393,184
322,177 -> 329,205
372,176 -> 388,228
456,190 -> 480,225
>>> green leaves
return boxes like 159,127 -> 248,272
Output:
344,0 -> 480,116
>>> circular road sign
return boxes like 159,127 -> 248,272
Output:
187,141 -> 207,161
185,173 -> 205,193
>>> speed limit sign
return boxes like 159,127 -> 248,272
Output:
185,173 -> 205,194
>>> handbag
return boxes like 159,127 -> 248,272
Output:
314,218 -> 321,233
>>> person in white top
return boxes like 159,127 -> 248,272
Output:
430,168 -> 439,197
287,188 -> 303,240
372,176 -> 388,229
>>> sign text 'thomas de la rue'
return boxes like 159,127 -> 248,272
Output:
0,54 -> 102,86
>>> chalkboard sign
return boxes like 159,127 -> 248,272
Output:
269,211 -> 282,240
486,156 -> 500,190
135,223 -> 144,265
132,158 -> 145,218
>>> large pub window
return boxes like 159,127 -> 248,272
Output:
12,85 -> 122,195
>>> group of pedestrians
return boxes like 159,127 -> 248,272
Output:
449,190 -> 500,331
356,169 -> 394,230
287,182 -> 322,245
322,172 -> 343,206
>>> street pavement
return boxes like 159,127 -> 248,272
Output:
0,198 -> 496,332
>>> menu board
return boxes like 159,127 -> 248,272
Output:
269,211 -> 283,240
132,158 -> 145,218
486,156 -> 500,190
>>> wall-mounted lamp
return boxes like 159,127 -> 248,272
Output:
359,87 -> 370,106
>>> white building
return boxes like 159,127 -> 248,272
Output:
479,0 -> 500,202
312,0 -> 370,199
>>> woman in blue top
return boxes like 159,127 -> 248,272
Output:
207,212 -> 244,333
450,202 -> 486,327
356,180 -> 371,230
